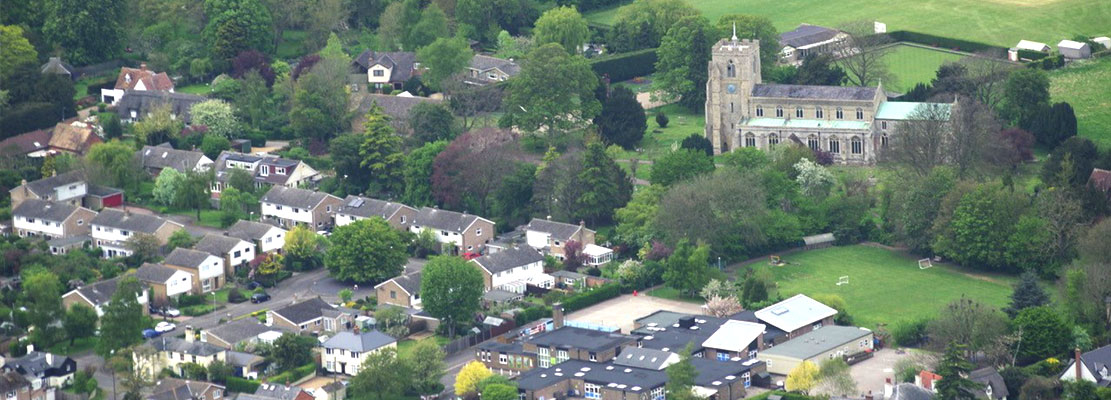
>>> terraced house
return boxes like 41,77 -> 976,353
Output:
409,207 -> 495,254
90,209 -> 184,258
334,195 -> 417,231
260,186 -> 342,229
11,199 -> 96,240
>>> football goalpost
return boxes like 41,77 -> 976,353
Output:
836,276 -> 849,286
918,258 -> 934,270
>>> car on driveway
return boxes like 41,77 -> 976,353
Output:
163,307 -> 181,318
251,292 -> 271,303
246,281 -> 263,290
143,329 -> 161,338
155,321 -> 176,332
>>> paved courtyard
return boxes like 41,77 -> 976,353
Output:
565,293 -> 705,332
846,348 -> 934,397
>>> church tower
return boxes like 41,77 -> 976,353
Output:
704,26 -> 762,154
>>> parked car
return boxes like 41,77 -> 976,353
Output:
155,321 -> 176,332
143,329 -> 161,338
246,281 -> 263,290
462,252 -> 481,260
251,292 -> 271,303
163,307 -> 181,318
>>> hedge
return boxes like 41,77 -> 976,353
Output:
267,363 -> 316,384
226,377 -> 261,393
887,31 -> 1008,54
557,0 -> 625,12
1017,49 -> 1049,61
562,283 -> 622,313
1,102 -> 59,136
590,48 -> 657,82
514,305 -> 552,326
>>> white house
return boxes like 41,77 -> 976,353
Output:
1061,346 -> 1111,386
321,330 -> 397,376
470,246 -> 551,293
133,263 -> 193,306
90,209 -> 184,258
164,248 -> 225,294
226,220 -> 287,254
10,170 -> 88,209
193,234 -> 256,277
135,334 -> 227,377
100,63 -> 175,105
259,186 -> 342,229
11,199 -> 97,240
525,218 -> 597,260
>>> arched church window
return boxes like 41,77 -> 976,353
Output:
836,108 -> 844,119
851,136 -> 863,154
828,136 -> 841,153
856,108 -> 864,120
816,107 -> 824,119
730,102 -> 734,113
776,106 -> 783,118
796,107 -> 803,118
807,135 -> 819,151
727,60 -> 736,78
744,133 -> 756,147
756,106 -> 764,117
881,135 -> 889,147
768,133 -> 779,146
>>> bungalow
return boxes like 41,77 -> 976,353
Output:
334,195 -> 417,231
225,220 -> 286,254
137,145 -> 213,175
46,121 -> 102,156
101,63 -> 175,105
753,294 -> 838,340
118,91 -> 206,124
211,151 -> 319,197
375,272 -> 422,309
758,326 -> 873,375
0,128 -> 51,158
778,24 -> 848,64
260,186 -> 343,229
267,297 -> 354,334
193,234 -> 255,277
409,207 -> 496,254
352,51 -> 418,91
525,218 -> 596,261
321,330 -> 398,376
1060,345 -> 1111,386
465,55 -> 520,85
164,247 -> 226,294
133,263 -> 193,307
2,351 -> 77,388
11,199 -> 97,240
147,378 -> 225,400
61,276 -> 150,317
470,246 -> 550,293
201,319 -> 285,349
349,94 -> 441,132
90,208 -> 184,258
136,334 -> 227,377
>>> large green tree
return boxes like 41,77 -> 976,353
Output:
421,256 -> 484,337
203,0 -> 274,60
595,86 -> 646,149
935,342 -> 980,400
271,333 -> 315,370
353,348 -> 410,400
359,105 -> 405,194
532,6 -> 590,55
1004,271 -> 1050,318
404,338 -> 446,395
608,0 -> 699,52
43,0 -> 125,64
95,277 -> 144,357
663,240 -> 711,297
24,270 -> 64,343
291,56 -> 349,141
190,99 -> 241,139
416,36 -> 473,91
500,43 -> 600,136
715,14 -> 779,71
87,141 -> 142,192
1012,306 -> 1070,364
402,141 -> 449,207
1001,68 -> 1049,129
932,183 -> 1025,271
63,304 -> 98,345
330,134 -> 372,193
406,4 -> 449,50
665,344 -> 700,400
654,15 -> 718,111
325,218 -> 409,284
408,102 -> 459,144
651,149 -> 716,186
1,26 -> 38,82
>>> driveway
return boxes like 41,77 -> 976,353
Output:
846,348 -> 934,396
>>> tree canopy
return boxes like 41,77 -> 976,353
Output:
532,6 -> 590,55
324,218 -> 409,284
500,43 -> 600,136
421,256 -> 484,337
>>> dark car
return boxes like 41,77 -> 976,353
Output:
142,328 -> 161,339
251,293 -> 271,303
246,281 -> 263,290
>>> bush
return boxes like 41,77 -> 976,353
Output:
589,48 -> 657,82
890,318 -> 929,347
227,289 -> 247,304
182,305 -> 218,316
267,363 -> 316,384
562,283 -> 622,313
655,112 -> 669,128
226,377 -> 261,393
177,294 -> 205,307
1017,49 -> 1049,61
1,102 -> 58,136
514,305 -> 552,326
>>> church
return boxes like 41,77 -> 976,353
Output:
704,31 -> 952,165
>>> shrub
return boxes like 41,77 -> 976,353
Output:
589,48 -> 657,82
227,289 -> 247,304
890,318 -> 929,347
514,305 -> 552,326
177,294 -> 205,307
226,377 -> 261,393
655,112 -> 669,128
267,363 -> 316,384
562,283 -> 622,313
1017,49 -> 1049,61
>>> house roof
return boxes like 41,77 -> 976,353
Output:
469,55 -> 520,76
1016,40 -> 1050,52
134,263 -> 182,284
138,145 -> 209,172
204,319 -> 279,346
483,289 -> 520,303
412,207 -> 491,233
526,218 -> 586,241
91,208 -> 180,233
1058,40 -> 1090,50
0,372 -> 30,393
875,102 -> 952,120
12,199 -> 84,222
22,170 -> 86,197
780,24 -> 841,49
702,320 -> 765,354
150,336 -> 225,357
970,367 -> 1008,400
759,326 -> 872,360
472,246 -> 544,275
272,297 -> 336,325
226,350 -> 265,368
729,310 -> 787,342
890,383 -> 933,400
376,272 -> 421,296
1090,168 -> 1111,192
1070,344 -> 1111,385
194,234 -> 250,256
0,128 -> 51,156
114,66 -> 174,91
612,347 -> 679,370
321,330 -> 396,352
752,83 -> 877,101
261,186 -> 338,210
149,378 -> 223,400
47,235 -> 91,248
690,357 -> 762,387
68,276 -> 123,306
253,384 -> 311,400
164,248 -> 216,269
353,51 -> 417,82
118,91 -> 206,124
49,121 -> 101,154
336,195 -> 413,220
5,351 -> 72,376
41,57 -> 74,76
226,220 -> 284,241
754,294 -> 839,333
516,359 -> 667,392
526,326 -> 636,352
550,270 -> 587,280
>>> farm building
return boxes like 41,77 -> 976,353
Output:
1015,40 -> 1051,52
758,326 -> 874,375
1058,40 -> 1092,59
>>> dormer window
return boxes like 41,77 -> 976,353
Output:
125,74 -> 132,83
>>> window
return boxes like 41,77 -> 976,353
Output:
829,138 -> 840,154
390,290 -> 397,299
726,60 -> 736,78
743,372 -> 751,388
650,387 -> 665,400
813,322 -> 824,330
589,352 -> 597,361
400,215 -> 406,223
556,350 -> 568,363
538,348 -> 550,368
829,353 -> 836,359
373,70 -> 384,77
856,108 -> 864,119
775,106 -> 783,117
276,205 -> 283,210
326,361 -> 334,371
326,205 -> 332,212
476,228 -> 483,236
881,121 -> 888,130
717,352 -> 730,361
748,349 -> 758,359
441,231 -> 449,236
851,137 -> 863,154
768,134 -> 779,146
796,107 -> 803,118
766,359 -> 773,367
744,133 -> 756,147
499,354 -> 508,364
730,102 -> 734,113
881,135 -> 889,147
755,107 -> 763,117
214,390 -> 222,399
260,165 -> 270,175
584,384 -> 601,399
276,167 -> 285,174
816,107 -> 824,118
807,136 -> 819,151
836,108 -> 844,119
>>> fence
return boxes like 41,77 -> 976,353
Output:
441,328 -> 493,356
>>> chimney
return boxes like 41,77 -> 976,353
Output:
579,220 -> 585,228
185,325 -> 195,342
26,344 -> 34,354
1076,348 -> 1083,381
353,324 -> 361,334
884,378 -> 893,399
140,62 -> 148,70
21,179 -> 28,196
553,303 -> 564,329
45,353 -> 53,366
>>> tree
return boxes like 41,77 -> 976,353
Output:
1041,137 -> 1098,188
176,170 -> 212,220
87,141 -> 142,192
608,0 -> 699,52
889,168 -> 956,253
291,56 -> 349,141
1005,271 -> 1050,318
358,105 -> 405,194
271,333 -> 315,370
1001,68 -> 1049,129
500,44 -> 600,136
704,295 -> 743,318
665,345 -> 699,400
202,0 -> 274,60
494,30 -> 534,59
795,158 -> 835,197
232,50 -> 276,86
440,74 -> 504,131
793,54 -> 848,86
1032,102 -> 1078,148
421,256 -> 484,337
714,14 -> 780,71
960,51 -> 1014,110
482,384 -> 518,400
406,4 -> 449,50
655,169 -> 769,261
101,112 -> 123,139
489,163 -> 536,228
654,15 -> 717,111
931,184 -> 1026,271
206,360 -> 231,384
595,87 -> 647,149
836,21 -> 893,87
883,101 -> 1002,178
191,100 -> 240,139
1079,219 -> 1111,264
680,134 -> 713,156
402,141 -> 449,207
0,26 -> 37,82
124,233 -> 162,264
416,36 -> 473,91
329,134 -> 371,193
284,225 -> 323,269
408,102 -> 458,144
454,361 -> 492,396
403,339 -> 446,395
614,184 -> 665,249
651,149 -> 715,186
936,343 -> 980,400
431,128 -> 520,215
132,104 -> 183,146
201,134 -> 231,160
817,358 -> 857,397
325,218 -> 410,284
926,297 -> 1008,356
43,0 -> 125,64
785,361 -> 820,394
36,74 -> 77,120
167,229 -> 197,250
574,143 -> 633,225
95,276 -> 144,357
663,240 -> 711,297
256,252 -> 283,277
219,186 -> 256,225
152,168 -> 186,206
63,304 -> 98,345
352,348 -> 409,400
377,1 -> 409,50
24,270 -> 64,343
1012,306 -> 1070,364
533,6 -> 589,55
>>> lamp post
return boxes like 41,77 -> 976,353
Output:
110,349 -> 117,400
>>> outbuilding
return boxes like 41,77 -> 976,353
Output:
758,326 -> 874,375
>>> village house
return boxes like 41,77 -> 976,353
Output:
778,24 -> 848,64
133,263 -> 193,307
251,385 -> 315,400
61,276 -> 150,317
118,91 -> 206,124
409,207 -> 495,254
0,128 -> 52,158
758,326 -> 874,375
90,208 -> 184,258
267,297 -> 354,334
1060,345 -> 1111,387
465,55 -> 520,85
333,195 -> 417,231
352,51 -> 418,91
259,186 -> 342,229
10,171 -> 88,209
164,247 -> 226,294
137,145 -> 213,175
752,294 -> 838,340
2,351 -> 77,389
375,272 -> 422,309
321,330 -> 398,376
350,94 -> 442,132
45,121 -> 102,156
0,371 -> 51,400
225,220 -> 286,254
470,246 -> 551,293
211,151 -> 320,198
525,218 -> 596,261
917,367 -> 1008,400
193,234 -> 255,277
11,199 -> 97,240
136,332 -> 227,377
147,378 -> 225,400
101,63 -> 174,105
200,319 -> 285,349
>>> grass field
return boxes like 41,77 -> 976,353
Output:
754,245 -> 1015,329
610,104 -> 705,163
879,44 -> 965,92
584,0 -> 1111,48
1050,57 -> 1111,148
177,83 -> 212,95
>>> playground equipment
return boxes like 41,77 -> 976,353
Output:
769,255 -> 786,266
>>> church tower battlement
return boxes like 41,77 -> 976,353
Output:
705,27 -> 762,154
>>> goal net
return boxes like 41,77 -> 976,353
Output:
918,258 -> 934,269
836,276 -> 849,286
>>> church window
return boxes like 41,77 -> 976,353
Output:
836,108 -> 844,119
881,135 -> 889,147
775,107 -> 783,118
756,107 -> 764,117
768,134 -> 779,146
730,102 -> 734,113
829,137 -> 840,153
727,61 -> 736,78
816,108 -> 824,118
851,137 -> 863,154
807,136 -> 819,151
744,133 -> 756,147
796,107 -> 803,118
856,108 -> 864,119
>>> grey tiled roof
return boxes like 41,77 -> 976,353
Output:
24,170 -> 85,197
261,186 -> 338,210
133,263 -> 180,283
72,277 -> 122,305
381,272 -> 421,296
226,220 -> 283,241
472,246 -> 543,275
150,337 -> 225,357
272,297 -> 334,325
138,145 -> 207,172
226,350 -> 264,368
91,209 -> 178,233
353,94 -> 441,121
321,330 -> 396,352
780,24 -> 840,48
891,383 -> 933,400
970,367 -> 1007,399
194,234 -> 248,255
526,218 -> 584,241
149,378 -> 223,400
0,372 -> 30,393
469,55 -> 520,76
204,319 -> 277,346
353,51 -> 416,82
12,199 -> 83,222
253,385 -> 309,400
117,91 -> 206,124
4,351 -> 73,376
412,207 -> 490,233
336,195 -> 413,219
751,83 -> 877,101
47,235 -> 91,248
759,326 -> 872,360
164,248 -> 215,269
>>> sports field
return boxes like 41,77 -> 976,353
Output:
585,0 -> 1111,48
754,245 -> 1015,329
1050,57 -> 1111,148
878,44 -> 965,92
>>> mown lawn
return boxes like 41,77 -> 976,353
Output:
48,337 -> 96,355
177,83 -> 212,95
753,245 -> 1015,329
395,335 -> 451,359
878,44 -> 965,92
585,0 -> 1111,48
610,104 -> 704,163
1050,57 -> 1111,149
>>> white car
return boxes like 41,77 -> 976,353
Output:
155,321 -> 177,333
